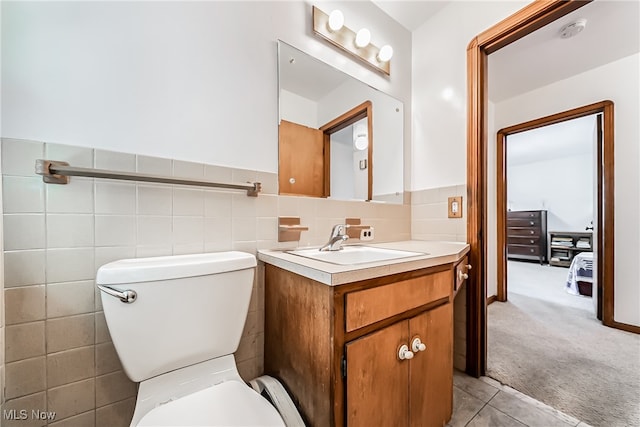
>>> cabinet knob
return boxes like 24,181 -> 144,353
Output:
411,337 -> 427,353
466,264 -> 472,270
530,231 -> 534,235
459,270 -> 469,281
530,249 -> 535,253
530,239 -> 535,244
398,344 -> 414,361
530,221 -> 534,225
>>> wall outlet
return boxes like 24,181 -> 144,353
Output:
360,227 -> 374,241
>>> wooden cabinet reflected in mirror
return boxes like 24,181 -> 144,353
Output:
278,41 -> 403,203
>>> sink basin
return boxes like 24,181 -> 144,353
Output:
287,246 -> 426,265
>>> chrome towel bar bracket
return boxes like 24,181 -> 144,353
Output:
35,159 -> 261,197
97,284 -> 137,304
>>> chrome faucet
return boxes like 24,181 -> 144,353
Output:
319,224 -> 349,251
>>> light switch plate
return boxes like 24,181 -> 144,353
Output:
448,196 -> 463,218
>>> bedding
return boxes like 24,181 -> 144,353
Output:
566,251 -> 593,296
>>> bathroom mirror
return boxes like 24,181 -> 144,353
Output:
278,41 -> 404,203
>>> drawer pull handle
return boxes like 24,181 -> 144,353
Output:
529,221 -> 535,225
530,239 -> 535,244
530,249 -> 535,253
459,270 -> 469,281
398,344 -> 414,361
530,231 -> 534,235
411,337 -> 427,353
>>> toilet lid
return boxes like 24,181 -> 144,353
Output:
137,380 -> 286,427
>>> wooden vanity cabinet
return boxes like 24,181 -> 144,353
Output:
264,264 -> 455,427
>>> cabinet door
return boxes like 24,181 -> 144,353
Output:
346,320 -> 409,427
409,303 -> 453,427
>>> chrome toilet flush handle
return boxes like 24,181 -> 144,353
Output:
98,284 -> 137,304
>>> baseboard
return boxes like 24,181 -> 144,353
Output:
608,320 -> 640,334
487,295 -> 497,306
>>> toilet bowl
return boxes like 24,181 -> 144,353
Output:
96,252 -> 285,427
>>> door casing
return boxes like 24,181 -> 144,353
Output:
465,0 -> 608,377
495,102 -> 613,322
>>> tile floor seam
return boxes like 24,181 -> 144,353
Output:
484,402 -> 529,427
463,401 -> 490,427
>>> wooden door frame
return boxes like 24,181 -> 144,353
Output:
320,101 -> 373,201
495,102 -> 613,322
465,0 -> 593,377
467,0 -> 640,377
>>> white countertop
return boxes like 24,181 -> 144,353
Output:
257,240 -> 470,286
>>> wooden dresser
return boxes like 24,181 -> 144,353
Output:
506,210 -> 548,264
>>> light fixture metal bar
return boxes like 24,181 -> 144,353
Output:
35,159 -> 261,197
312,6 -> 390,76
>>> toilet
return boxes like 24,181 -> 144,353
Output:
96,252 -> 286,427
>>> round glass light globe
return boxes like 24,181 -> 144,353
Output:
378,45 -> 394,62
355,28 -> 371,48
354,135 -> 368,151
328,10 -> 344,32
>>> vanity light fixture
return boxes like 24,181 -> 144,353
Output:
353,123 -> 368,151
355,28 -> 371,48
354,134 -> 368,151
377,45 -> 393,62
312,6 -> 392,75
328,10 -> 344,32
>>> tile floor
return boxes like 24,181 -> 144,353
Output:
450,370 -> 591,427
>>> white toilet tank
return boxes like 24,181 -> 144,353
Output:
97,252 -> 256,383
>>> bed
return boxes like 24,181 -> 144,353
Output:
565,251 -> 593,297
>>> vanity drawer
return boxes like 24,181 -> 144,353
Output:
345,270 -> 451,332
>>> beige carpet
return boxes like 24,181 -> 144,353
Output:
488,283 -> 640,426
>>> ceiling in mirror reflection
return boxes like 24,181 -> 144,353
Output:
279,47 -> 349,102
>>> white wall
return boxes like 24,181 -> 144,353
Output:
2,1 -> 411,176
411,0 -> 528,191
280,89 -> 318,128
508,153 -> 594,232
493,53 -> 640,326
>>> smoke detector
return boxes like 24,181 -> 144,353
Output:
559,19 -> 587,39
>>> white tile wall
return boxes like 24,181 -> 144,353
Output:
136,155 -> 171,175
95,182 -> 136,215
411,185 -> 467,242
3,214 -> 46,250
137,185 -> 172,215
2,138 -> 412,426
46,177 -> 94,214
2,176 -> 45,213
46,215 -> 94,248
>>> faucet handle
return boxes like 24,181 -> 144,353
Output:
330,224 -> 347,236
